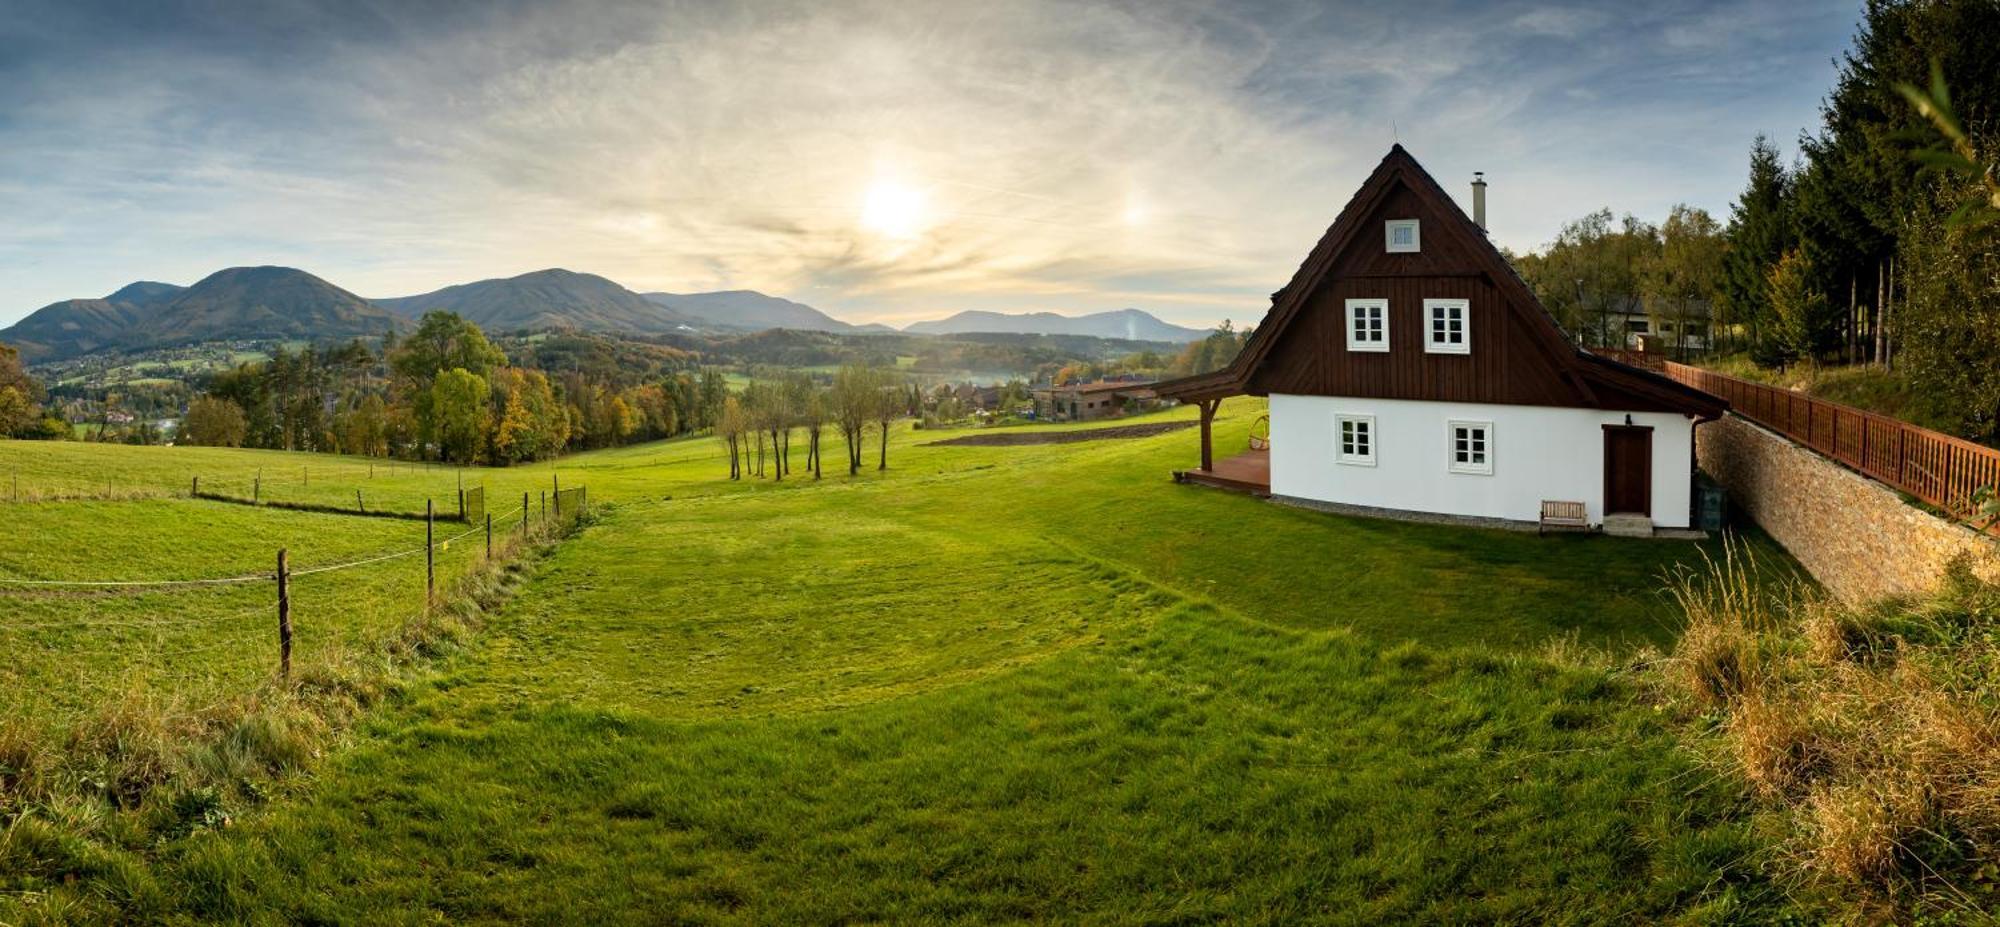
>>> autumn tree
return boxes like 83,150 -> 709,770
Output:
1642,204 -> 1726,359
392,312 -> 504,459
491,368 -> 570,463
181,395 -> 248,447
431,367 -> 491,463
0,343 -> 44,437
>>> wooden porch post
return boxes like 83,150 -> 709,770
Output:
1198,399 -> 1218,472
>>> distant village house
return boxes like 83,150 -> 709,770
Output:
1033,376 -> 1160,421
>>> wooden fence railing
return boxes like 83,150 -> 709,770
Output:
1622,356 -> 2000,529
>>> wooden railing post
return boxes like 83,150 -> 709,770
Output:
425,499 -> 435,607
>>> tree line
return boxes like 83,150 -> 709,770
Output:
1709,0 -> 2000,439
179,311 -> 730,463
1513,205 -> 1724,360
1513,1 -> 2000,442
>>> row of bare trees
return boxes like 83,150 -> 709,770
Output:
717,365 -> 912,481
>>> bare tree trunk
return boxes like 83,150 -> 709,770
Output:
1874,259 -> 1886,365
1847,276 -> 1858,365
1883,255 -> 1895,371
771,428 -> 782,482
878,421 -> 888,470
812,428 -> 822,479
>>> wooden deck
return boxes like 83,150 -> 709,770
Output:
1176,448 -> 1270,495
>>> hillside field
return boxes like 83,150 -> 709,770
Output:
0,399 -> 1818,923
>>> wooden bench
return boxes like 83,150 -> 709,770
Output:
1539,500 -> 1590,535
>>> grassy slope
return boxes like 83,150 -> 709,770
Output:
6,401 -> 1804,922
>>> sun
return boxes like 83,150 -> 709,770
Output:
860,178 -> 927,241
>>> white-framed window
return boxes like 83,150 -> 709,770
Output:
1344,298 -> 1389,352
1385,219 -> 1421,253
1425,298 -> 1470,354
1447,420 -> 1493,475
1336,414 -> 1376,466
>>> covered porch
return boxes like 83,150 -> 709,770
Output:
1157,374 -> 1269,494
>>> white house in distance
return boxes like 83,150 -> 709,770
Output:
1156,145 -> 1726,534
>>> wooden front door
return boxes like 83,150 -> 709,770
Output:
1602,425 -> 1653,516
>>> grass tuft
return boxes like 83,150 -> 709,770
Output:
1663,551 -> 2000,915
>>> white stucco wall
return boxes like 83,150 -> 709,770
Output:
1268,394 -> 1697,528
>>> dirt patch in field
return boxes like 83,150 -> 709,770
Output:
922,420 -> 1195,446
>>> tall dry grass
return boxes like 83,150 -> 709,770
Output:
1661,541 -> 2000,915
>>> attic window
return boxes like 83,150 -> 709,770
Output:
1424,298 -> 1469,354
1385,219 -> 1420,253
1344,298 -> 1388,352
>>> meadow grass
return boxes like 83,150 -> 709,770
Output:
1,399 -> 1817,923
0,500 -> 520,733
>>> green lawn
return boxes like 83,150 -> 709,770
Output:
0,400 -> 1810,922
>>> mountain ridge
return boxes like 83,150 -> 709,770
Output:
3,266 -> 1212,362
902,308 -> 1206,343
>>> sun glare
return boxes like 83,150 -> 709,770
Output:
860,178 -> 926,241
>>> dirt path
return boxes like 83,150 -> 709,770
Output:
922,420 -> 1194,446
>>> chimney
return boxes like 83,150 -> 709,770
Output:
1471,172 -> 1488,232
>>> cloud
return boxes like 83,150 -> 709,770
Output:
0,0 -> 1856,329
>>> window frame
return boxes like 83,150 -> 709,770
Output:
1344,298 -> 1390,353
1424,298 -> 1471,354
1335,414 -> 1377,467
1447,419 -> 1494,475
1385,219 -> 1421,253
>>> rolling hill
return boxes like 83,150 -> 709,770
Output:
903,308 -> 1207,342
4,268 -> 397,362
0,298 -> 152,362
131,266 -> 399,349
377,269 -> 691,334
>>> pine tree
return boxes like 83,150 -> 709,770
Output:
1722,136 -> 1794,359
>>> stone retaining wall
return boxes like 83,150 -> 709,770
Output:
1697,413 -> 2000,601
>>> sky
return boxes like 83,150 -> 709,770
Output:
0,0 -> 1860,330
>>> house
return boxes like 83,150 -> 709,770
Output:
1595,295 -> 1713,355
1033,377 -> 1159,421
1154,146 -> 1725,533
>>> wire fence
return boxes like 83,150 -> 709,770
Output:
0,488 -> 587,687
0,459 -> 477,506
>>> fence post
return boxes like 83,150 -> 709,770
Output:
521,491 -> 529,537
255,472 -> 261,503
425,499 -> 435,608
541,490 -> 547,525
555,486 -> 562,519
357,489 -> 365,514
276,548 -> 292,679
191,475 -> 198,498
485,512 -> 493,560
458,488 -> 466,522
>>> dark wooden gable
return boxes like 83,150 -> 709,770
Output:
1245,176 -> 1583,407
1157,145 -> 1724,419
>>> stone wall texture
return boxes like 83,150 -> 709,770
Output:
1698,413 -> 2000,602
